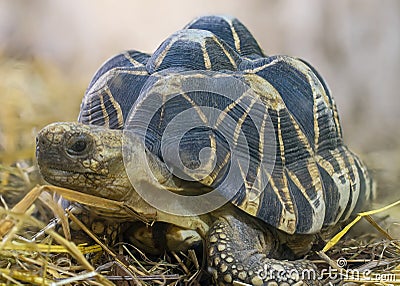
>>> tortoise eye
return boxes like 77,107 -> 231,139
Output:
67,135 -> 90,156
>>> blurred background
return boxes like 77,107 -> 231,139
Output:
0,1 -> 399,220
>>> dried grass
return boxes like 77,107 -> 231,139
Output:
1,56 -> 399,285
0,182 -> 204,285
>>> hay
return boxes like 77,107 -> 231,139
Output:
1,56 -> 399,285
1,178 -> 400,285
0,180 -> 204,285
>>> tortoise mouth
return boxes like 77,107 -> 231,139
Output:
39,166 -> 110,197
39,165 -> 104,180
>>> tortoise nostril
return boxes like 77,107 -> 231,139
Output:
36,136 -> 47,148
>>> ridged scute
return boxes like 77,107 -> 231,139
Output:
185,15 -> 264,58
79,51 -> 151,129
79,15 -> 374,234
146,29 -> 241,73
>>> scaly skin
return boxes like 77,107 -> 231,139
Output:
207,214 -> 321,285
37,122 -> 324,285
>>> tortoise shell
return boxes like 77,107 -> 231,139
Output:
78,15 -> 374,234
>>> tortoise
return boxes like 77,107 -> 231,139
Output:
36,15 -> 375,285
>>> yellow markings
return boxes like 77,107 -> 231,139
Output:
211,150 -> 230,186
159,93 -> 166,130
315,76 -> 337,142
105,89 -> 124,128
117,69 -> 148,76
215,101 -> 235,129
277,111 -> 286,166
181,92 -> 208,124
316,150 -> 350,223
87,97 -> 93,123
303,56 -> 343,140
242,201 -> 260,218
251,173 -> 265,202
123,51 -> 143,67
269,176 -> 296,234
284,56 -> 325,150
240,166 -> 269,217
215,88 -> 256,147
237,160 -> 249,190
257,102 -> 270,158
331,98 -> 342,138
306,159 -> 325,228
201,42 -> 212,70
244,74 -> 285,111
212,35 -> 237,69
212,90 -> 254,191
91,67 -> 148,91
243,57 -> 281,74
153,38 -> 176,71
286,56 -> 344,148
290,114 -> 313,155
352,153 -> 375,201
312,86 -> 321,150
340,147 -> 361,220
248,106 -> 272,211
307,161 -> 323,194
98,93 -> 110,127
235,160 -> 261,216
205,131 -> 217,181
315,154 -> 335,176
228,19 -> 241,53
286,166 -> 323,233
214,86 -> 250,130
156,74 -> 176,129
233,98 -> 256,145
83,68 -> 147,127
181,92 -> 217,185
333,149 -> 349,175
263,111 -> 304,232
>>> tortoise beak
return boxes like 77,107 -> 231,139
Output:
36,122 -> 94,178
36,124 -> 67,169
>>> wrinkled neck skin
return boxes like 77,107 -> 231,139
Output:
121,131 -> 212,235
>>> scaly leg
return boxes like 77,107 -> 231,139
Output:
207,215 -> 321,285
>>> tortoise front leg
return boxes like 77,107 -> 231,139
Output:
207,215 -> 321,285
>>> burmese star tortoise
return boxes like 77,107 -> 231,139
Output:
36,15 -> 375,285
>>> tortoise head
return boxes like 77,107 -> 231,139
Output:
36,122 -> 185,204
36,122 -> 132,201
